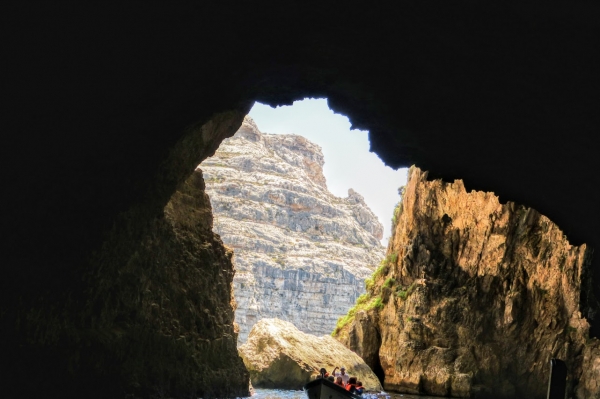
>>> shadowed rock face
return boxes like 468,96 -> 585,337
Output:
238,318 -> 382,391
335,167 -> 597,398
1,111 -> 251,398
202,117 -> 385,343
3,3 -> 600,398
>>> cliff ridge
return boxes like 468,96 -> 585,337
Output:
201,116 -> 386,343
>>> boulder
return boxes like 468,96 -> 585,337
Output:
238,318 -> 382,391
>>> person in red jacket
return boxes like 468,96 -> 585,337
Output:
345,377 -> 358,393
355,381 -> 364,395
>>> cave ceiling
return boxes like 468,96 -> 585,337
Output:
3,2 -> 599,289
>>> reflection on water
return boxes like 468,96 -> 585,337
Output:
248,388 -> 440,399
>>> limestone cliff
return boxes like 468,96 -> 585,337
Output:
335,167 -> 597,399
201,116 -> 385,343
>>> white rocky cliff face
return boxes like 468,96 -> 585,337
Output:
200,116 -> 386,344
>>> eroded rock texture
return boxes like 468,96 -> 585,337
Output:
336,167 -> 596,399
576,339 -> 600,398
238,318 -> 382,391
202,116 -> 385,343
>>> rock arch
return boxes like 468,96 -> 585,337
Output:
3,2 -> 599,398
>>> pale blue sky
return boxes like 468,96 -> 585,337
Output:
249,98 -> 408,246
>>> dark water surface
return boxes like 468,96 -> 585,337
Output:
247,389 -> 440,399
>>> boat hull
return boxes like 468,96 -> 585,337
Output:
304,378 -> 362,399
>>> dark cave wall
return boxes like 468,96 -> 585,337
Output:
2,111 -> 250,398
5,3 -> 598,271
2,2 -> 600,397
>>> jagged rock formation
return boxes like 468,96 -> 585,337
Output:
201,116 -> 385,343
335,167 -> 597,399
238,318 -> 382,391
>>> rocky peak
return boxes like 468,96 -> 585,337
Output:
346,189 -> 383,241
201,118 -> 386,344
347,188 -> 365,204
236,115 -> 262,142
235,116 -> 327,189
263,134 -> 326,189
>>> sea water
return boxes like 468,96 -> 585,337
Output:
247,389 -> 440,399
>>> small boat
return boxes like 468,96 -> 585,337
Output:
303,378 -> 362,399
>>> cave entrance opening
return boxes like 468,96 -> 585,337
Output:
199,98 -> 408,351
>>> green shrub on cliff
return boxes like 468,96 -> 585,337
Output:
372,296 -> 384,310
391,201 -> 403,228
333,306 -> 359,336
396,289 -> 407,300
383,277 -> 396,288
332,295 -> 385,336
365,277 -> 374,292
388,252 -> 398,264
356,293 -> 370,305
372,252 -> 398,281
398,185 -> 406,198
396,282 -> 417,300
372,259 -> 388,279
390,187 -> 405,230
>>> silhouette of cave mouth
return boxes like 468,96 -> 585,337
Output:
4,4 -> 600,397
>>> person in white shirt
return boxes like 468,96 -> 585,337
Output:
331,366 -> 350,386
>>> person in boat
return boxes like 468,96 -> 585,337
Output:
332,366 -> 350,386
331,366 -> 339,377
318,368 -> 329,379
327,375 -> 335,382
345,377 -> 358,393
355,381 -> 364,395
334,376 -> 345,387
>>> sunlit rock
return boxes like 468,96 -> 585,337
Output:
238,318 -> 382,391
335,167 -> 597,398
201,116 -> 386,343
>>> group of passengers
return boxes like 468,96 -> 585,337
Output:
319,366 -> 364,395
